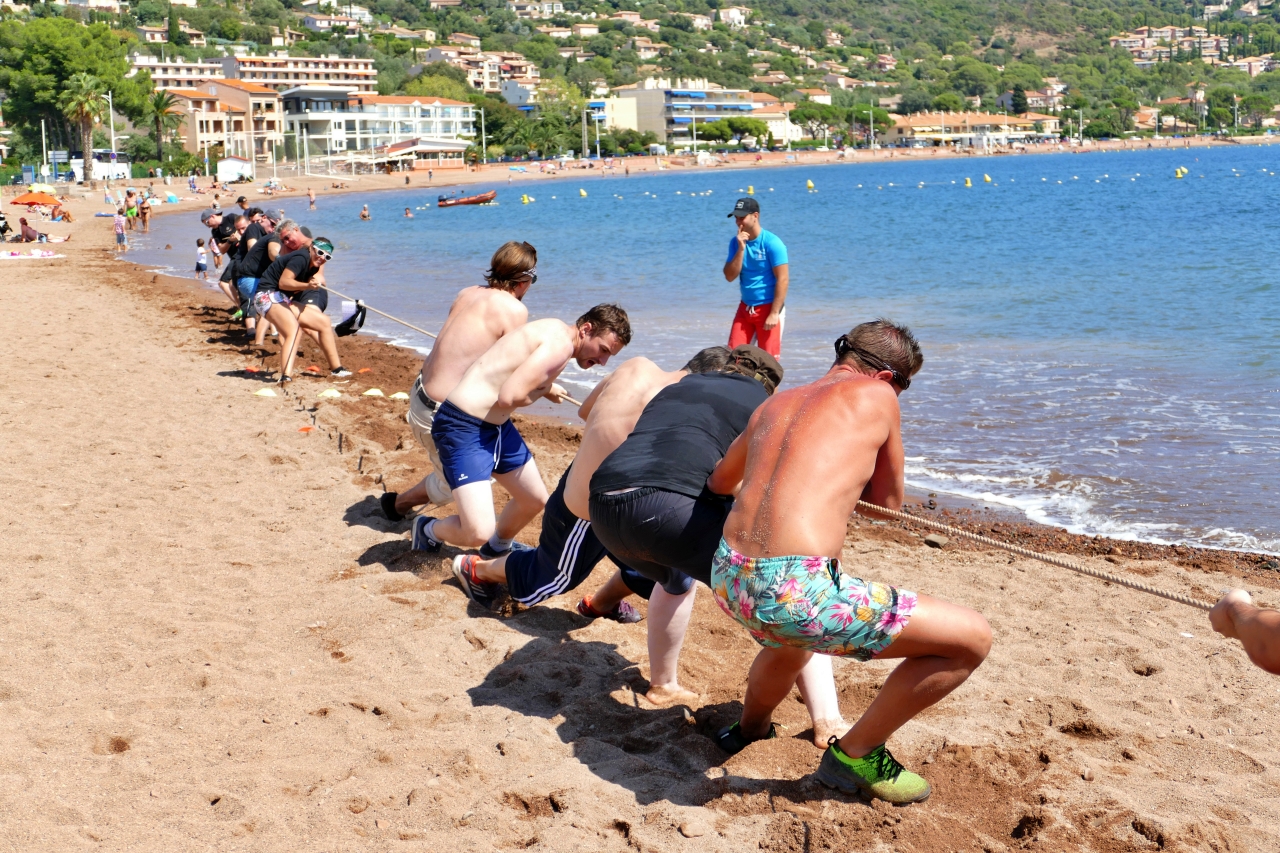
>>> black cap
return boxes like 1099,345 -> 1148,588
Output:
236,196 -> 247,204
728,197 -> 760,218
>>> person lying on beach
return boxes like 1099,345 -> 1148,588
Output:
411,304 -> 630,562
17,218 -> 71,243
587,346 -> 795,709
1212,589 -> 1280,674
452,347 -> 731,619
255,235 -> 351,381
381,241 -> 537,523
704,320 -> 991,805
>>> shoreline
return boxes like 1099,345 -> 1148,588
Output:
18,131 -> 1272,215
6,191 -> 1280,851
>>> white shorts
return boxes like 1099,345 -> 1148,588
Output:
253,290 -> 290,317
407,378 -> 452,505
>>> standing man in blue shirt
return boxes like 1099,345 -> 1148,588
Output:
722,197 -> 789,357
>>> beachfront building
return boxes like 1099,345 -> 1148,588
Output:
751,92 -> 804,143
164,90 -> 250,162
281,86 -> 474,170
879,112 -> 1048,146
129,53 -> 225,90
220,53 -> 377,93
612,78 -> 755,144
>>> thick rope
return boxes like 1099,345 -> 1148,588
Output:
856,501 -> 1214,611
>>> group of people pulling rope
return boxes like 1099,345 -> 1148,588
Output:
195,197 -> 1280,805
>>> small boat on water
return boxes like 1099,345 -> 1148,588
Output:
438,190 -> 497,207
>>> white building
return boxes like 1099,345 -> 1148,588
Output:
129,53 -> 225,90
221,52 -> 377,93
612,77 -> 755,142
506,0 -> 563,18
281,86 -> 474,169
718,6 -> 751,28
65,0 -> 123,12
303,14 -> 363,34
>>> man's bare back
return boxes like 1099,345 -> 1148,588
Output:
717,366 -> 905,560
420,285 -> 528,402
564,358 -> 685,519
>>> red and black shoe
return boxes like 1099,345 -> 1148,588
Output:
452,554 -> 499,609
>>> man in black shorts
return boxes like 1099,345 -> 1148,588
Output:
588,345 -> 782,705
202,208 -> 241,312
451,347 -> 734,620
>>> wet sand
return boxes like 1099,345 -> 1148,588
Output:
1,196 -> 1277,851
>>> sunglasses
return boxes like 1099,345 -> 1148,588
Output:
836,340 -> 911,390
521,270 -> 538,284
313,248 -> 332,262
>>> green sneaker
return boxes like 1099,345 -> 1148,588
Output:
816,741 -> 931,804
231,309 -> 244,321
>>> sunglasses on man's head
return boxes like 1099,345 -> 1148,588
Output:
521,270 -> 538,284
836,339 -> 911,390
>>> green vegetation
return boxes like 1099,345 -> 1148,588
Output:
5,0 -> 1280,173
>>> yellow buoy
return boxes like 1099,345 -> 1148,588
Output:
747,185 -> 754,194
579,188 -> 587,197
805,179 -> 814,190
521,194 -> 529,204
983,174 -> 991,183
964,177 -> 972,187
363,388 -> 385,397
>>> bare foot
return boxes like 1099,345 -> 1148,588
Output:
644,683 -> 700,708
811,717 -> 849,749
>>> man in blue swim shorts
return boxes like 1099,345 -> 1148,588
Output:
411,305 -> 631,565
705,319 -> 992,805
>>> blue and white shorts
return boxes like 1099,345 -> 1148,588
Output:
430,400 -> 532,491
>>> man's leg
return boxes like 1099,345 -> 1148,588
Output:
754,304 -> 783,357
427,480 -> 497,548
727,301 -> 754,348
795,654 -> 847,747
837,594 -> 990,758
739,645 -> 813,739
491,458 -> 550,544
645,584 -> 698,706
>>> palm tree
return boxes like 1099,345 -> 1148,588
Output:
149,90 -> 182,164
58,72 -> 106,183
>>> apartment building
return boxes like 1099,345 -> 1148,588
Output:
129,53 -> 225,89
750,92 -> 804,142
164,90 -> 250,161
194,79 -> 284,160
220,52 -> 377,93
879,111 -> 1045,146
612,78 -> 755,142
280,86 -> 474,167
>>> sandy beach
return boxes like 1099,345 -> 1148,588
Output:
2,190 -> 1278,851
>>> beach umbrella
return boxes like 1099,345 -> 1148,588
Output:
10,191 -> 60,206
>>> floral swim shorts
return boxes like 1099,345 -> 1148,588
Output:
710,538 -> 917,661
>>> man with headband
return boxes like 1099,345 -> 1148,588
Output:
705,319 -> 991,804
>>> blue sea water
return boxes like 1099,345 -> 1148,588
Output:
131,146 -> 1280,552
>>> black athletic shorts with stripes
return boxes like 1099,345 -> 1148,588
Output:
505,469 -> 678,605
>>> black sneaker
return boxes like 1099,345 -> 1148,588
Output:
478,540 -> 534,559
715,721 -> 777,755
380,491 -> 404,522
452,554 -> 499,609
411,515 -> 441,552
